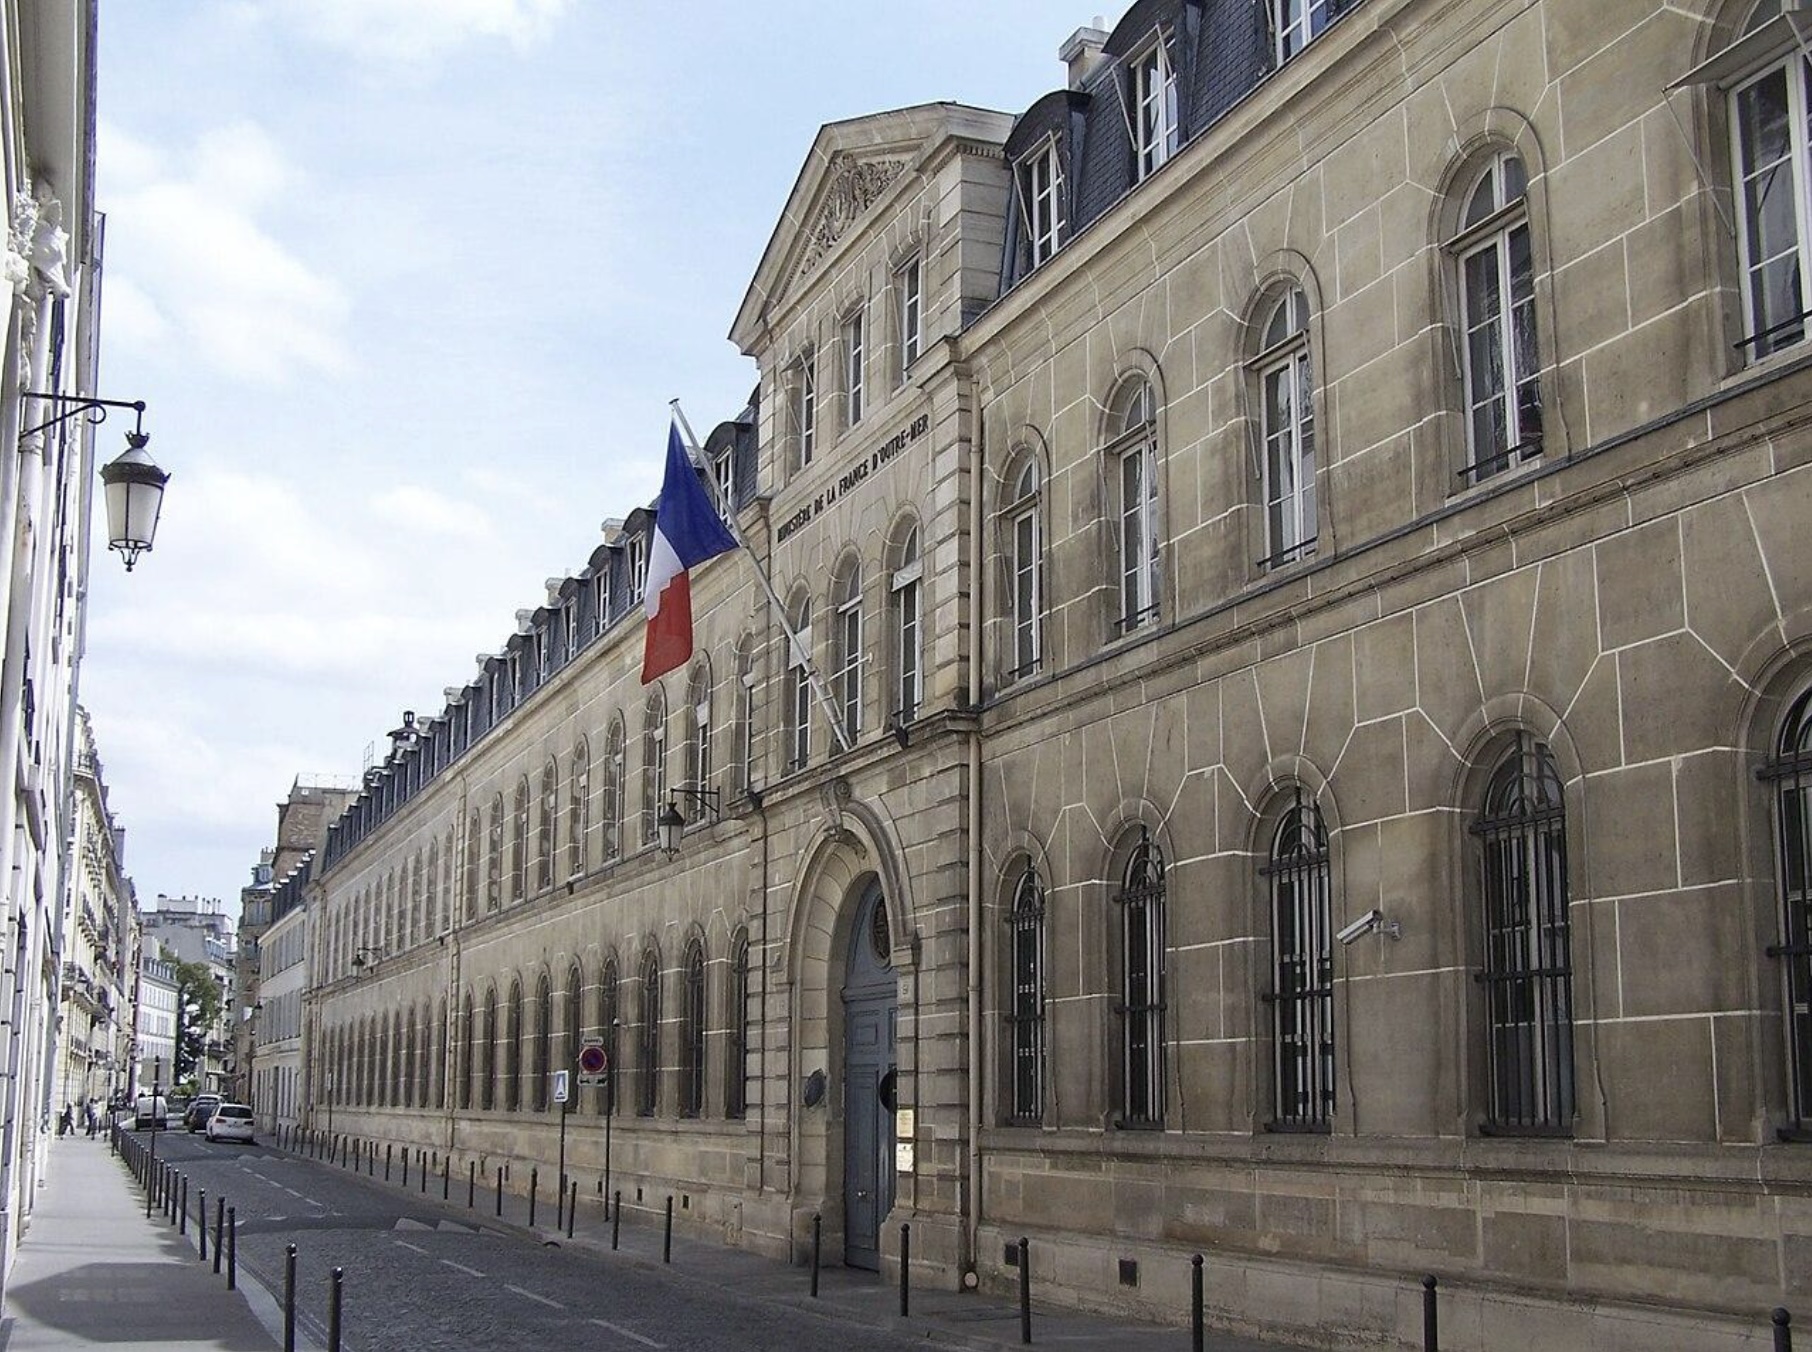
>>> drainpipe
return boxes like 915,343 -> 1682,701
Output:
964,373 -> 985,1280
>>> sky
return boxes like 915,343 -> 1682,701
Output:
84,1 -> 1087,911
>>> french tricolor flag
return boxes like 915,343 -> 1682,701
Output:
641,422 -> 738,684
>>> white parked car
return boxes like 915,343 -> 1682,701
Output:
204,1103 -> 255,1144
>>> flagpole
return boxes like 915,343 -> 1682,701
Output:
670,400 -> 854,756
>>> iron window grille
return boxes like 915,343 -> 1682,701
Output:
1115,832 -> 1167,1128
1763,686 -> 1812,1139
727,932 -> 750,1119
638,953 -> 661,1117
1261,792 -> 1334,1130
1472,734 -> 1576,1135
1006,865 -> 1046,1124
680,944 -> 707,1118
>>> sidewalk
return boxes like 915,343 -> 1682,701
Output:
335,1143 -> 1308,1352
0,1134 -> 275,1350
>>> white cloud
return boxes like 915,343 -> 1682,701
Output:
100,119 -> 349,385
368,484 -> 497,539
264,0 -> 571,63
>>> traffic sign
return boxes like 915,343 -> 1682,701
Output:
577,1044 -> 608,1076
552,1069 -> 570,1104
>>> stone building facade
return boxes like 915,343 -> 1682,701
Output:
304,0 -> 1812,1346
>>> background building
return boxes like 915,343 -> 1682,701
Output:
298,1 -> 1812,1346
140,895 -> 235,1093
133,949 -> 175,1094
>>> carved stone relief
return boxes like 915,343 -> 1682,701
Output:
795,156 -> 909,283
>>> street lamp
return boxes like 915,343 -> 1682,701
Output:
24,394 -> 169,570
657,785 -> 720,858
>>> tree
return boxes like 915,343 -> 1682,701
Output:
172,959 -> 222,1085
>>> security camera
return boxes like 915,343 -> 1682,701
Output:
1336,909 -> 1383,945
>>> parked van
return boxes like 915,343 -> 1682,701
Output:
132,1093 -> 168,1130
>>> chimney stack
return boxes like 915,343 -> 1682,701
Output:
1060,17 -> 1110,90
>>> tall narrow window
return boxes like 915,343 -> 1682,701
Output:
1265,791 -> 1333,1130
602,717 -> 624,863
892,525 -> 923,721
1021,141 -> 1063,268
533,974 -> 552,1112
538,758 -> 557,891
845,309 -> 865,426
1274,0 -> 1329,63
735,637 -> 757,798
512,778 -> 530,901
1005,456 -> 1043,679
1731,16 -> 1812,359
786,594 -> 813,770
504,980 -> 523,1112
568,738 -> 589,880
642,688 -> 667,845
626,532 -> 648,602
898,258 -> 922,374
727,929 -> 749,1119
1007,865 -> 1045,1123
1474,734 -> 1575,1134
465,811 -> 481,920
1116,833 -> 1167,1127
599,957 -> 620,1117
1257,289 -> 1316,568
1133,39 -> 1178,178
479,990 -> 496,1111
832,558 -> 863,741
425,841 -> 440,935
1455,153 -> 1540,482
1108,377 -> 1160,631
686,661 -> 712,802
564,964 -> 583,1110
638,950 -> 662,1117
680,940 -> 707,1118
1766,687 -> 1812,1135
798,352 -> 818,467
486,794 -> 504,911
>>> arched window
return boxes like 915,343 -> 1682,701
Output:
1766,687 -> 1812,1132
1451,152 -> 1540,482
486,794 -> 504,911
1007,864 -> 1046,1123
409,853 -> 423,947
726,928 -> 750,1119
686,659 -> 713,801
1116,832 -> 1167,1127
443,827 -> 456,930
598,956 -> 620,1117
403,1009 -> 417,1109
734,635 -> 757,799
568,739 -> 590,881
1004,454 -> 1043,680
642,687 -> 668,846
831,557 -> 863,741
680,939 -> 707,1117
465,810 -> 482,921
505,979 -> 524,1112
538,757 -> 558,891
1265,790 -> 1333,1130
512,777 -> 531,900
564,963 -> 583,1106
479,989 -> 496,1111
602,717 -> 625,863
533,973 -> 552,1112
1107,376 -> 1160,629
785,588 -> 814,770
426,840 -> 440,936
1473,733 -> 1574,1133
432,998 -> 446,1109
890,524 -> 923,721
1254,290 -> 1315,568
638,948 -> 662,1116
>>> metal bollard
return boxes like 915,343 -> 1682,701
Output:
612,1191 -> 622,1250
419,1150 -> 427,1194
1776,1307 -> 1794,1352
284,1244 -> 297,1352
443,1154 -> 451,1201
810,1213 -> 822,1298
1423,1275 -> 1439,1352
567,1180 -> 577,1239
327,1267 -> 344,1352
227,1206 -> 237,1290
180,1175 -> 188,1234
198,1189 -> 207,1262
402,1147 -> 409,1190
214,1197 -> 225,1274
387,1142 -> 393,1182
663,1195 -> 673,1263
468,1160 -> 476,1208
1191,1253 -> 1204,1352
495,1165 -> 503,1218
1018,1236 -> 1031,1344
901,1223 -> 911,1318
529,1168 -> 538,1228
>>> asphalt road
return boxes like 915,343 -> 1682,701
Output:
138,1130 -> 926,1352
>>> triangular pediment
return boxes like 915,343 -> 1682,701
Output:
730,102 -> 1014,354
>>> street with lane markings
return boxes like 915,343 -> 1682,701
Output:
137,1130 -> 928,1352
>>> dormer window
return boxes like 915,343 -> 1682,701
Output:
1021,140 -> 1064,267
1133,39 -> 1178,179
711,438 -> 735,516
627,532 -> 648,600
1274,0 -> 1330,64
